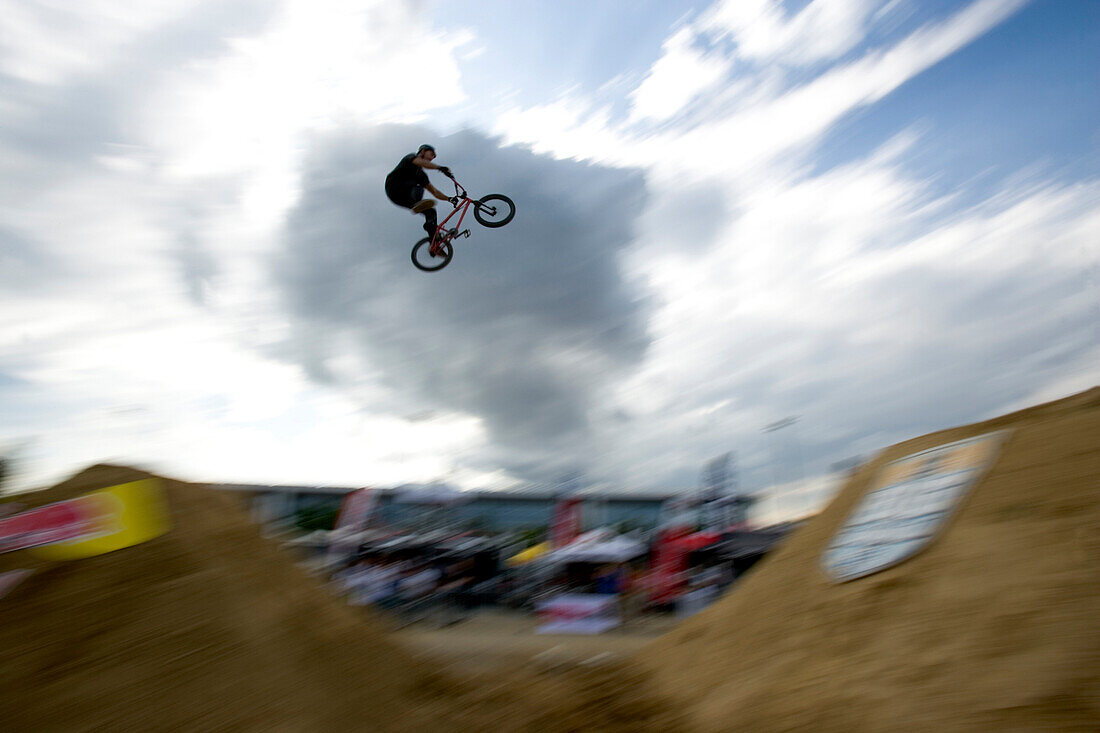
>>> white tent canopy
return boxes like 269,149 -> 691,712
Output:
541,534 -> 646,564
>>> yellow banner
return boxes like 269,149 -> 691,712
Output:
31,479 -> 171,560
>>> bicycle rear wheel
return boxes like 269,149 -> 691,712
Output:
411,237 -> 453,272
473,194 -> 515,228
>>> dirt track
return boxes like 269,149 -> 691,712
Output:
394,608 -> 680,674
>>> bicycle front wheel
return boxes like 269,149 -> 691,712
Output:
411,237 -> 453,272
473,194 -> 515,228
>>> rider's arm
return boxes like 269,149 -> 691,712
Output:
426,183 -> 450,201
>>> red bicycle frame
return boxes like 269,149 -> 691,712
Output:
430,177 -> 475,247
410,177 -> 513,271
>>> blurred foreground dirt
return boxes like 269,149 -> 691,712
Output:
2,387 -> 1098,731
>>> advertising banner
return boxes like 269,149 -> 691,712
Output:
550,497 -> 583,549
822,431 -> 1010,582
334,488 -> 379,534
0,479 -> 171,559
535,593 -> 620,634
327,488 -> 380,564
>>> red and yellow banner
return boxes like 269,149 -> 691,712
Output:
0,480 -> 171,559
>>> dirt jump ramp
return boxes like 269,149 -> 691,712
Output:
638,387 -> 1100,732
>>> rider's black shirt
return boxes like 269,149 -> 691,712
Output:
387,153 -> 429,187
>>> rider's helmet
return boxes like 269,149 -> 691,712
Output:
417,144 -> 436,155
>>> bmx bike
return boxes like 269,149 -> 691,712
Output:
410,176 -> 515,272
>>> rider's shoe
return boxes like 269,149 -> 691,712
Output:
411,200 -> 435,214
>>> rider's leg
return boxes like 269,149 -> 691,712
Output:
407,183 -> 437,235
386,180 -> 438,241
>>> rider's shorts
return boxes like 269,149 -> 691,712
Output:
385,176 -> 424,209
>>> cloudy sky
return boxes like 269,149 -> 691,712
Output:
2,0 -> 1097,520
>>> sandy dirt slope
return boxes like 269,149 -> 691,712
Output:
638,387 -> 1100,733
0,465 -> 684,732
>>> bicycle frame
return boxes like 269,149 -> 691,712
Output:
411,178 -> 513,271
432,178 -> 475,242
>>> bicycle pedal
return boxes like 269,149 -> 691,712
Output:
460,229 -> 471,238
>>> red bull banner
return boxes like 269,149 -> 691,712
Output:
550,496 -> 582,549
0,480 -> 171,559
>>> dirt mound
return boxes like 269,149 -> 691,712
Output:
0,465 -> 447,731
440,657 -> 685,732
0,465 -> 684,732
638,387 -> 1100,732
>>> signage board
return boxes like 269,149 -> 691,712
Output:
821,431 -> 1009,582
535,593 -> 620,634
334,488 -> 379,535
0,479 -> 171,559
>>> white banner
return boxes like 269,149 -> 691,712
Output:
535,593 -> 620,634
822,430 -> 1010,581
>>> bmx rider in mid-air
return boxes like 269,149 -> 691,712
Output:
385,144 -> 456,242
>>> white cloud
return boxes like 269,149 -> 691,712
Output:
494,95 -> 621,162
699,0 -> 880,66
0,0 -> 486,490
0,0 -> 195,84
591,155 -> 1099,495
495,0 -> 1028,180
272,125 -> 651,488
629,27 -> 732,122
3,0 -> 1095,526
148,0 -> 469,179
486,0 -> 1091,502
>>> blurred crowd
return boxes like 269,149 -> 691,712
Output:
330,554 -> 735,629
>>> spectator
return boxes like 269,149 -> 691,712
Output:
398,563 -> 441,600
619,566 -> 645,626
594,564 -> 619,594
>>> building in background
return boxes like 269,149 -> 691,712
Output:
216,483 -> 679,534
